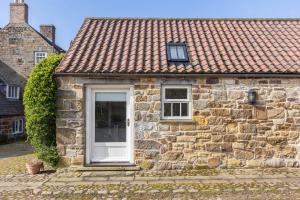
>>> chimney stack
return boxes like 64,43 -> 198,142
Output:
10,0 -> 28,24
40,25 -> 56,44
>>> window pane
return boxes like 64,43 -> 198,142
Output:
181,103 -> 188,116
8,86 -> 11,97
15,87 -> 18,98
164,103 -> 172,117
170,46 -> 178,59
165,88 -> 188,99
35,52 -> 47,64
176,46 -> 186,59
12,121 -> 15,132
173,103 -> 180,116
18,120 -> 22,132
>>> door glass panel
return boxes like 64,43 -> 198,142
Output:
96,92 -> 126,102
95,92 -> 126,142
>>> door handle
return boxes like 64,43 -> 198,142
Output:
127,118 -> 130,127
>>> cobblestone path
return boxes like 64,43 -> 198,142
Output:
1,169 -> 300,199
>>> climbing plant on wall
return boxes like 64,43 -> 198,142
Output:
24,53 -> 64,167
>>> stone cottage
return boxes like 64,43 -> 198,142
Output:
56,18 -> 300,170
0,0 -> 64,142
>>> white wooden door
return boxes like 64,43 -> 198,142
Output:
90,88 -> 132,163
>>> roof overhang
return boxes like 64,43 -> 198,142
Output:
54,72 -> 300,78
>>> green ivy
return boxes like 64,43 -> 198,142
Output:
24,54 -> 64,167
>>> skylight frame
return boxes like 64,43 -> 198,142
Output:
166,42 -> 190,63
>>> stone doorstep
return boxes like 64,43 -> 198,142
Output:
74,165 -> 141,172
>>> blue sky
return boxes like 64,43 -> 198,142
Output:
1,0 -> 300,50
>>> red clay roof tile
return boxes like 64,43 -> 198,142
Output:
56,18 -> 300,74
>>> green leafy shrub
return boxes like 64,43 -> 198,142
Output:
24,54 -> 64,167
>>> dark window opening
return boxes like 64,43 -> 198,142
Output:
167,43 -> 189,62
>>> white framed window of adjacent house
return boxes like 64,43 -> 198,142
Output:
6,85 -> 20,99
162,85 -> 192,120
12,119 -> 24,134
35,52 -> 48,64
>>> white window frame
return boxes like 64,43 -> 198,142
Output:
6,85 -> 20,99
12,119 -> 24,134
162,85 -> 192,120
35,52 -> 48,64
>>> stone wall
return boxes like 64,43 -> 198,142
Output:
0,117 -> 14,136
0,24 -> 57,88
0,116 -> 24,143
56,76 -> 300,169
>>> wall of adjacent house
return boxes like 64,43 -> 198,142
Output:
0,116 -> 24,143
0,24 -> 55,88
56,76 -> 300,169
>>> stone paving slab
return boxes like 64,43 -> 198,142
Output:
1,168 -> 300,199
45,174 -> 300,184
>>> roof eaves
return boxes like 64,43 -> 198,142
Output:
85,17 -> 300,22
54,72 -> 300,78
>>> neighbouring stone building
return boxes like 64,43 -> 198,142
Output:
55,18 -> 300,170
0,0 -> 64,142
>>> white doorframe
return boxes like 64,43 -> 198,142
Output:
85,85 -> 134,165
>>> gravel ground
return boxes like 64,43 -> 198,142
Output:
0,141 -> 33,159
0,141 -> 35,175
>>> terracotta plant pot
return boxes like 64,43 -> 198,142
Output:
26,161 -> 44,175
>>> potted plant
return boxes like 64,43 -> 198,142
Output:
26,159 -> 44,175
